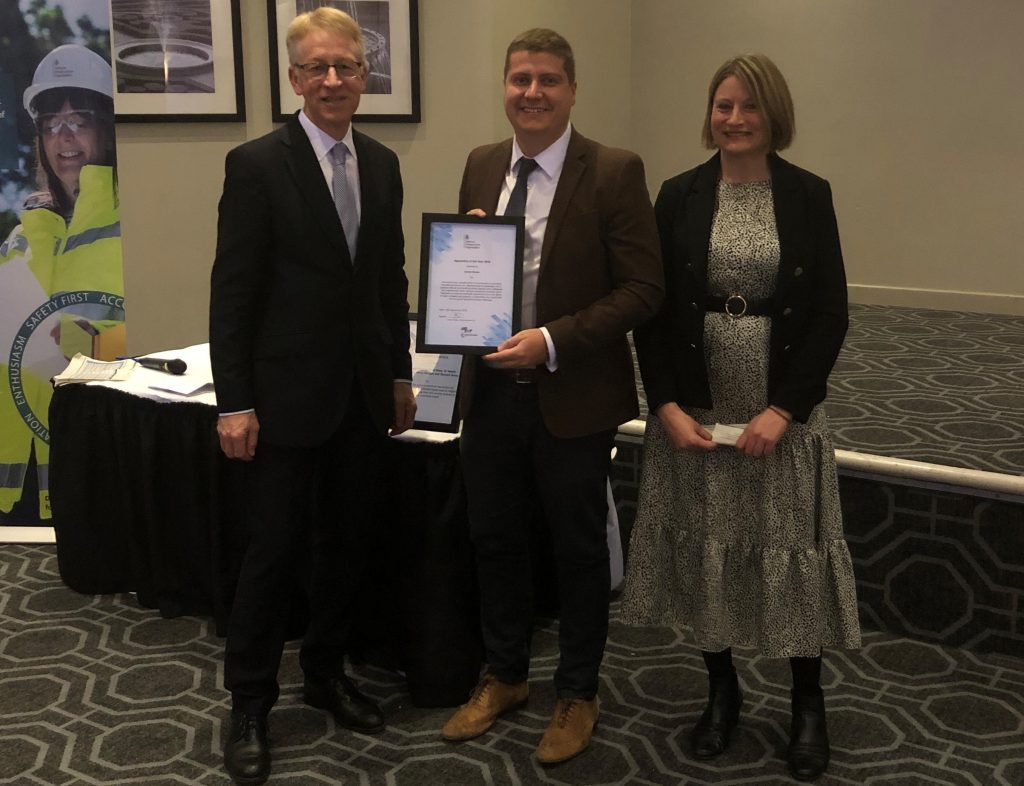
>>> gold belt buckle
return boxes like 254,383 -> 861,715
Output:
725,294 -> 747,318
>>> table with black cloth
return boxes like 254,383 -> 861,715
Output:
48,383 -> 483,707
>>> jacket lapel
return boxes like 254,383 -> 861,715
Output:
685,154 -> 719,289
769,154 -> 803,295
540,129 -> 586,269
281,114 -> 351,264
352,130 -> 377,268
478,141 -> 511,214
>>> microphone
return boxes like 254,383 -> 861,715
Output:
135,356 -> 187,375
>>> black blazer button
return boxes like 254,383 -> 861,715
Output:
691,301 -> 698,310
690,343 -> 697,349
793,267 -> 803,277
783,307 -> 793,316
784,344 -> 792,351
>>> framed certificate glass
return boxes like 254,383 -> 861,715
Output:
417,213 -> 524,355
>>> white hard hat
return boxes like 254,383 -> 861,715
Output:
23,44 -> 113,118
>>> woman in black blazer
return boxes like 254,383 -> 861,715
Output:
621,54 -> 860,782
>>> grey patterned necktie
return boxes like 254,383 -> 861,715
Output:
504,157 -> 538,216
329,142 -> 358,260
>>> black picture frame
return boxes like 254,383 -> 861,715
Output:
111,0 -> 246,123
417,213 -> 525,356
408,316 -> 462,433
268,0 -> 420,123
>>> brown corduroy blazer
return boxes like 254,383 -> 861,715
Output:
456,129 -> 664,439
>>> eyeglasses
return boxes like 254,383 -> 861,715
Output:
293,60 -> 364,81
37,110 -> 97,136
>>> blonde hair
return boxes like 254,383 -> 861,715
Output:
701,54 -> 795,152
286,7 -> 365,64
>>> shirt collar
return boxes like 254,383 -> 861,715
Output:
298,110 -> 358,165
511,123 -> 572,178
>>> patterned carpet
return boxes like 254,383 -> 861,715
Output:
4,544 -> 1024,785
829,305 -> 1024,474
635,304 -> 1024,476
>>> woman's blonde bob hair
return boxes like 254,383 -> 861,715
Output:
701,54 -> 795,153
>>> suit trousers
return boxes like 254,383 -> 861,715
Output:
460,366 -> 615,698
224,384 -> 384,715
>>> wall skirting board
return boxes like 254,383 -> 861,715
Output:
848,285 -> 1024,316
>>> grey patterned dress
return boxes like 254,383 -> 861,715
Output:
620,180 -> 861,658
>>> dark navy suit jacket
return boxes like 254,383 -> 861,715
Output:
210,114 -> 411,446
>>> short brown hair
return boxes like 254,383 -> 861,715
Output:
287,7 -> 365,64
701,54 -> 795,152
504,28 -> 575,84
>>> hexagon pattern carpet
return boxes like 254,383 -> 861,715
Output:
3,545 -> 1023,785
635,304 -> 1024,476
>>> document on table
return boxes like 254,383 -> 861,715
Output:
146,375 -> 213,397
407,319 -> 463,432
53,354 -> 135,386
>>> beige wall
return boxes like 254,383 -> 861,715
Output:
117,0 -> 1024,354
631,0 -> 1024,313
118,0 -> 634,354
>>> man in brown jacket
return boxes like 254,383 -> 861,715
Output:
440,28 -> 663,765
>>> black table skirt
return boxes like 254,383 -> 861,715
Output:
48,384 -> 482,707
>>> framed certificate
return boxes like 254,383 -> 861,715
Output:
417,213 -> 524,355
408,317 -> 463,433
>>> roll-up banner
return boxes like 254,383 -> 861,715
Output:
0,1 -> 125,525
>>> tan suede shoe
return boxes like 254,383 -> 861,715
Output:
536,697 -> 600,765
440,674 -> 528,741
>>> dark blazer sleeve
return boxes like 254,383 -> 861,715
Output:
376,148 -> 413,382
542,150 -> 664,366
209,143 -> 272,415
633,174 -> 692,415
769,175 -> 848,421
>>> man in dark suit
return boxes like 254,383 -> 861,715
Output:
439,29 -> 663,764
209,8 -> 414,784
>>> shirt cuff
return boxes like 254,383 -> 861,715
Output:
219,408 -> 255,417
540,326 -> 558,372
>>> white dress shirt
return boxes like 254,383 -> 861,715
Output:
298,110 -> 361,226
496,123 -> 573,370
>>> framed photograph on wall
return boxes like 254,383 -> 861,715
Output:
111,0 -> 245,122
268,0 -> 420,123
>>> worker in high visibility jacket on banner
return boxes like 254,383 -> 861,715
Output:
0,44 -> 125,522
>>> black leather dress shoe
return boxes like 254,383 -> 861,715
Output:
788,689 -> 830,781
690,671 -> 743,759
304,675 -> 385,733
223,711 -> 270,785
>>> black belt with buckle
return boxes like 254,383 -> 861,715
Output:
703,294 -> 775,318
482,363 -> 538,384
498,367 -> 537,384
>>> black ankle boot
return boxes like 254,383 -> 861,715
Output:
788,689 -> 830,781
690,671 -> 743,759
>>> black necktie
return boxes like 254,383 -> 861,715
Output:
504,157 -> 538,216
